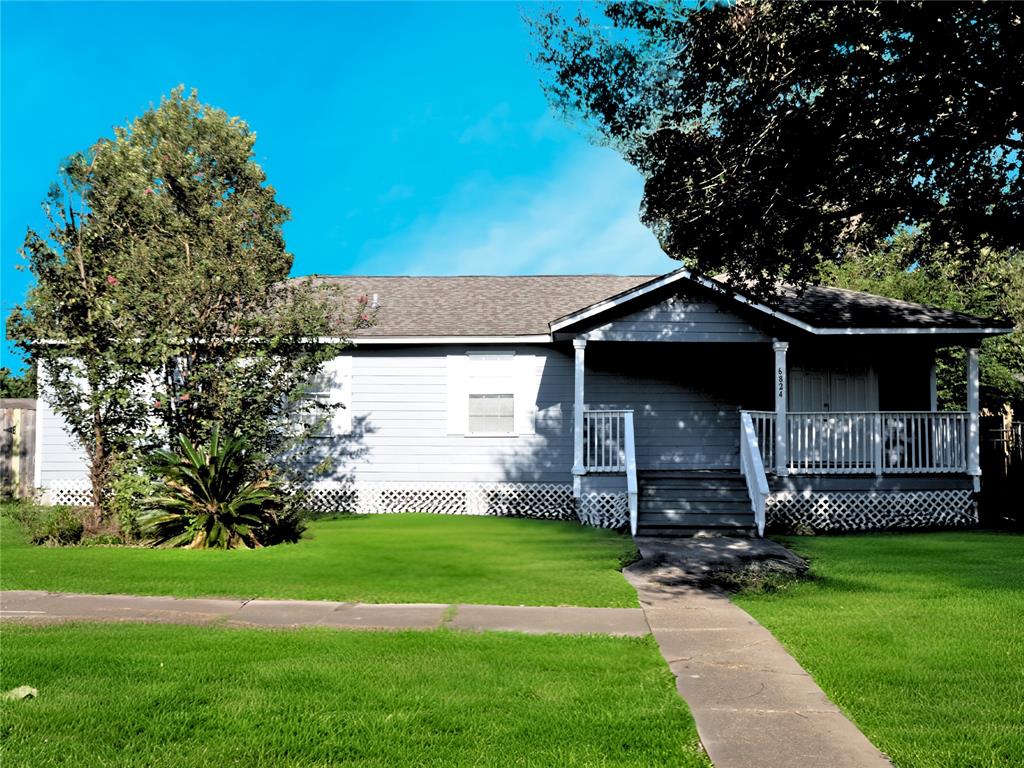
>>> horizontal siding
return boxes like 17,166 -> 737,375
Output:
771,476 -> 974,492
582,290 -> 769,343
37,392 -> 89,484
580,475 -> 627,493
308,343 -> 747,481
310,345 -> 575,484
584,344 -> 746,470
38,341 -> 753,488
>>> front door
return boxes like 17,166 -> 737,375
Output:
788,365 -> 879,470
790,365 -> 878,412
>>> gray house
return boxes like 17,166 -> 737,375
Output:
36,268 -> 1011,535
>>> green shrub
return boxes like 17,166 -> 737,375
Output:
107,458 -> 157,542
255,502 -> 306,546
2,501 -> 85,546
140,426 -> 291,549
39,506 -> 86,545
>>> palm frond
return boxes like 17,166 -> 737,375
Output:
140,425 -> 286,550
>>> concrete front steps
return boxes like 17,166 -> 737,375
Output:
637,470 -> 756,537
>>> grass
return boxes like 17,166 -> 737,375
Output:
0,512 -> 638,607
734,532 -> 1024,768
0,623 -> 709,767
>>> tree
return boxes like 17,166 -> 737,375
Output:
9,87 -> 360,516
531,1 -> 1023,290
820,236 -> 1024,413
9,159 -> 161,513
0,365 -> 36,399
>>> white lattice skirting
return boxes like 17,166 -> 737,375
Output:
41,479 -> 626,529
42,480 -> 92,507
767,489 -> 977,533
577,492 -> 630,529
299,481 -> 578,521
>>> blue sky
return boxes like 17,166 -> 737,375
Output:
0,1 -> 673,370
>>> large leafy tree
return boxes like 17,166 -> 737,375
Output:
9,88 -> 356,514
532,1 -> 1023,289
0,365 -> 36,399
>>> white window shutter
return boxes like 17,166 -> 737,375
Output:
325,356 -> 353,435
447,354 -> 469,434
515,354 -> 541,435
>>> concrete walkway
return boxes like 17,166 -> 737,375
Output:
3,539 -> 891,768
0,590 -> 648,636
626,536 -> 892,768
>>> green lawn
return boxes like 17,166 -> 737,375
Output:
0,623 -> 709,767
0,513 -> 638,607
734,532 -> 1024,768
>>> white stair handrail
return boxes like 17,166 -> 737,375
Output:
739,411 -> 770,537
624,411 -> 638,536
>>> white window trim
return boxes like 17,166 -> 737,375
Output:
298,391 -> 334,438
447,351 -> 540,437
303,355 -> 353,437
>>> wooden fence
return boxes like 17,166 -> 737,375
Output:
1,399 -> 36,499
980,415 -> 1023,529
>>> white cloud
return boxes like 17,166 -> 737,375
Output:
358,147 -> 677,276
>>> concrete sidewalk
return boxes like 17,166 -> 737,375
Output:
626,537 -> 891,768
0,590 -> 648,636
3,540 -> 892,768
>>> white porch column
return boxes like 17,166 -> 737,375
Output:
928,354 -> 938,412
966,346 -> 981,484
572,337 -> 587,497
773,341 -> 789,476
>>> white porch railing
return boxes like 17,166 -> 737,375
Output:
583,410 -> 629,472
748,410 -> 776,470
744,410 -> 969,475
739,411 -> 769,536
583,409 -> 638,535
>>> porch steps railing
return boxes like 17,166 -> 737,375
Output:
582,409 -> 638,535
739,411 -> 769,536
744,410 -> 969,475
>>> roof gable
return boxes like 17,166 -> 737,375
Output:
551,268 -> 1012,337
573,284 -> 771,343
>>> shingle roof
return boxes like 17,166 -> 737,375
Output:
300,275 -> 652,337
295,272 -> 1009,337
771,284 -> 1003,330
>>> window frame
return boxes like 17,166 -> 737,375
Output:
297,390 -> 334,439
466,391 -> 516,437
447,350 -> 539,438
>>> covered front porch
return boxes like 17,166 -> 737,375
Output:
569,337 -> 983,536
735,341 -> 981,535
547,267 -> 1006,536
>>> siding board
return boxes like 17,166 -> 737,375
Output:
40,342 -> 751,487
581,289 -> 770,343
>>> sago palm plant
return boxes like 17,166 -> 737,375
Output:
141,426 -> 282,549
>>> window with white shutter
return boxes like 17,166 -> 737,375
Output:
447,351 -> 540,437
300,356 -> 352,437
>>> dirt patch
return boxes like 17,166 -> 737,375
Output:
628,535 -> 810,594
